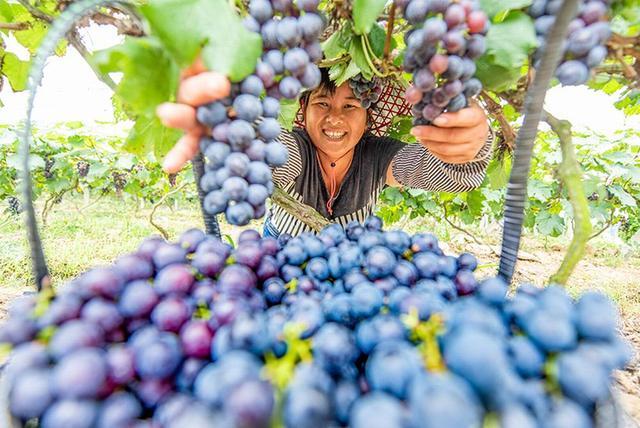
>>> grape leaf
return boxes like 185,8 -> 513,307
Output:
2,52 -> 29,91
124,114 -> 182,160
0,0 -> 14,21
140,0 -> 261,81
536,211 -> 564,236
279,98 -> 300,131
483,11 -> 537,69
349,37 -> 373,80
368,24 -> 395,58
91,37 -> 179,117
479,0 -> 533,18
322,26 -> 351,59
352,0 -> 387,35
475,59 -> 522,92
334,60 -> 361,86
609,184 -> 638,208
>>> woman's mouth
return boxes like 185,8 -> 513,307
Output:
322,129 -> 347,141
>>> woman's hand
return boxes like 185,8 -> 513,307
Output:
410,101 -> 489,164
156,58 -> 231,173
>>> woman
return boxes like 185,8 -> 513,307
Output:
157,61 -> 492,237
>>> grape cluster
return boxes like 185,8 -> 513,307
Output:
76,161 -> 90,178
1,217 -> 631,427
195,0 -> 325,226
398,0 -> 489,125
6,196 -> 21,216
167,173 -> 177,188
530,0 -> 612,86
348,74 -> 383,109
112,172 -> 127,195
43,158 -> 55,180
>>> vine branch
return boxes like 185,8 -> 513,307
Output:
480,91 -> 516,150
383,2 -> 396,60
545,111 -> 592,285
0,22 -> 31,31
271,186 -> 330,232
588,210 -> 614,241
149,182 -> 189,240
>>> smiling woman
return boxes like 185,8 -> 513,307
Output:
263,68 -> 494,238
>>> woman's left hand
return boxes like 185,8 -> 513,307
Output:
410,101 -> 489,164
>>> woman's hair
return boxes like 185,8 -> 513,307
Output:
299,68 -> 376,128
299,67 -> 336,108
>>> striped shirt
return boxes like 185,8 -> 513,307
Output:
268,127 -> 493,237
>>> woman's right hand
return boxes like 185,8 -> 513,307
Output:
156,58 -> 231,174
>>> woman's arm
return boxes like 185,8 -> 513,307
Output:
386,130 -> 493,191
271,129 -> 303,187
386,101 -> 493,191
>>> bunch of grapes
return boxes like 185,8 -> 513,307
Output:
195,0 -> 325,226
348,74 -> 383,109
398,0 -> 489,125
76,161 -> 90,178
167,173 -> 177,188
43,158 -> 55,180
1,216 -> 630,427
6,196 -> 21,216
112,172 -> 127,196
530,0 -> 612,86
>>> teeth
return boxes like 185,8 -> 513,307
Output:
324,130 -> 346,139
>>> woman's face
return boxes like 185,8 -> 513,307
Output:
304,83 -> 367,159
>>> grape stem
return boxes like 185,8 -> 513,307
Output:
498,0 -> 581,284
588,210 -> 614,241
479,91 -> 516,150
0,22 -> 31,30
359,34 -> 386,78
271,186 -> 331,232
41,177 -> 79,226
148,182 -> 189,240
545,111 -> 592,286
383,2 -> 396,60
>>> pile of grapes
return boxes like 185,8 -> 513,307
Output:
195,0 -> 325,226
530,0 -> 612,86
399,0 -> 488,125
1,217 -> 631,427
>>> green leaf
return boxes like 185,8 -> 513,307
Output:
322,26 -> 351,59
13,20 -> 47,54
349,37 -> 373,80
124,114 -> 182,160
91,37 -> 179,116
7,153 -> 44,171
536,211 -> 564,237
467,189 -> 485,216
2,52 -> 29,91
382,187 -> 404,205
334,59 -> 361,86
609,184 -> 637,208
279,98 -> 300,131
486,156 -> 511,189
140,0 -> 261,81
479,0 -> 533,18
0,0 -> 14,21
483,11 -> 537,69
475,59 -> 522,92
368,24 -> 394,58
353,0 -> 387,35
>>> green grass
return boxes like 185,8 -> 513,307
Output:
2,196 -> 639,317
0,196 -> 258,289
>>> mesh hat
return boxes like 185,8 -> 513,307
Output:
294,79 -> 413,137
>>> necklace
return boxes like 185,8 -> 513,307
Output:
316,149 -> 354,216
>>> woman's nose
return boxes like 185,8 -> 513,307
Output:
325,110 -> 344,125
